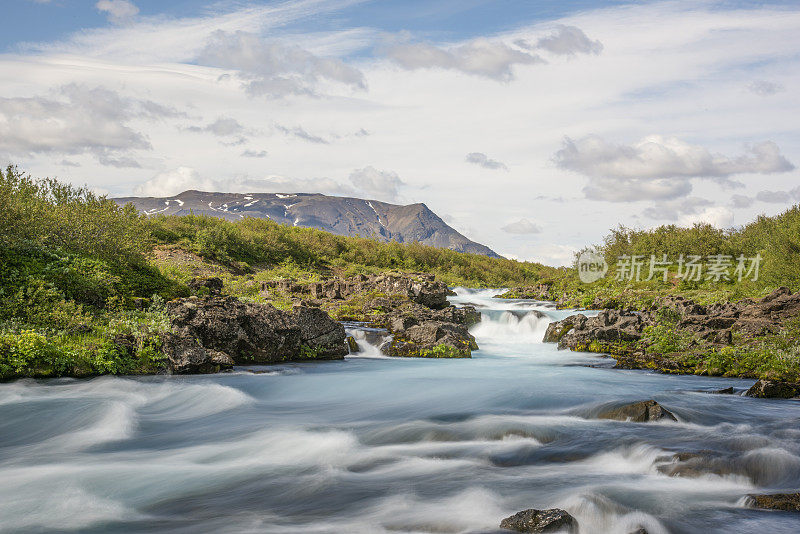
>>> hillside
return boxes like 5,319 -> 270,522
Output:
114,190 -> 500,257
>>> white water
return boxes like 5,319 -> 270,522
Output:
0,289 -> 798,533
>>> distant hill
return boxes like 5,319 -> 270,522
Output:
113,190 -> 500,257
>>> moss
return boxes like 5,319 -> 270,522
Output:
572,340 -> 633,356
412,344 -> 471,358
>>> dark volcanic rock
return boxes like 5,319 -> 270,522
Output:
598,400 -> 677,423
385,320 -> 478,358
711,386 -> 735,395
160,332 -> 234,374
745,379 -> 800,399
747,492 -> 800,512
544,310 -> 645,351
161,296 -> 346,373
499,508 -> 578,533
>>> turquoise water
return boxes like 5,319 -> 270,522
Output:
0,289 -> 798,533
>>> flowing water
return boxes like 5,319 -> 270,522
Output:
1,288 -> 799,533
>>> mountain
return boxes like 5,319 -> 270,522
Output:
113,190 -> 500,257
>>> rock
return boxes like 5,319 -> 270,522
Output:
161,296 -> 346,372
499,508 -> 578,533
598,400 -> 677,423
346,335 -> 360,353
160,332 -> 234,374
385,320 -> 477,358
545,310 -> 644,351
746,492 -> 800,512
711,386 -> 735,394
188,276 -> 224,295
543,317 -> 578,343
745,379 -> 800,399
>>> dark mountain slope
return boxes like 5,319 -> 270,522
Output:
114,190 -> 500,257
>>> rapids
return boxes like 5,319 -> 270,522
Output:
0,288 -> 798,533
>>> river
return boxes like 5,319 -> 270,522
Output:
0,288 -> 798,533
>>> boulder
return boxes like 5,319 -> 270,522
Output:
385,320 -> 477,358
711,386 -> 735,394
745,379 -> 800,399
598,400 -> 677,423
499,508 -> 578,533
746,492 -> 800,512
161,296 -> 346,372
545,310 -> 645,351
543,316 -> 579,343
160,332 -> 234,374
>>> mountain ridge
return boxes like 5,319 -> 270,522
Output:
113,190 -> 500,257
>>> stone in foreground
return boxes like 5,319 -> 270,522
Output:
161,296 -> 347,373
745,379 -> 800,399
598,400 -> 677,423
747,493 -> 800,512
500,508 -> 578,533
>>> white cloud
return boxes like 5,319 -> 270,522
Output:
501,219 -> 542,234
348,166 -> 405,202
518,25 -> 603,56
386,38 -> 543,80
748,80 -> 784,96
465,152 -> 508,171
134,167 -> 355,197
677,206 -> 734,228
198,31 -> 366,98
643,197 -> 713,220
134,167 -> 213,196
95,0 -> 139,26
0,84 -> 179,166
555,135 -> 794,201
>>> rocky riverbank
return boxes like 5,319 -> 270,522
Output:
260,272 -> 481,358
144,272 -> 481,375
541,287 -> 800,397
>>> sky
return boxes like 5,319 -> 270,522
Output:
2,0 -> 799,265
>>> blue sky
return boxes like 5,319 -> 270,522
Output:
4,0 -> 637,50
2,0 -> 799,264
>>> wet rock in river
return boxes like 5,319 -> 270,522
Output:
745,379 -> 800,399
746,492 -> 800,512
384,320 -> 477,358
598,400 -> 677,423
499,508 -> 578,533
161,296 -> 347,373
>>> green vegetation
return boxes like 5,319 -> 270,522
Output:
0,166 -> 178,379
143,213 -> 551,287
542,213 -> 800,309
3,164 -> 800,381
